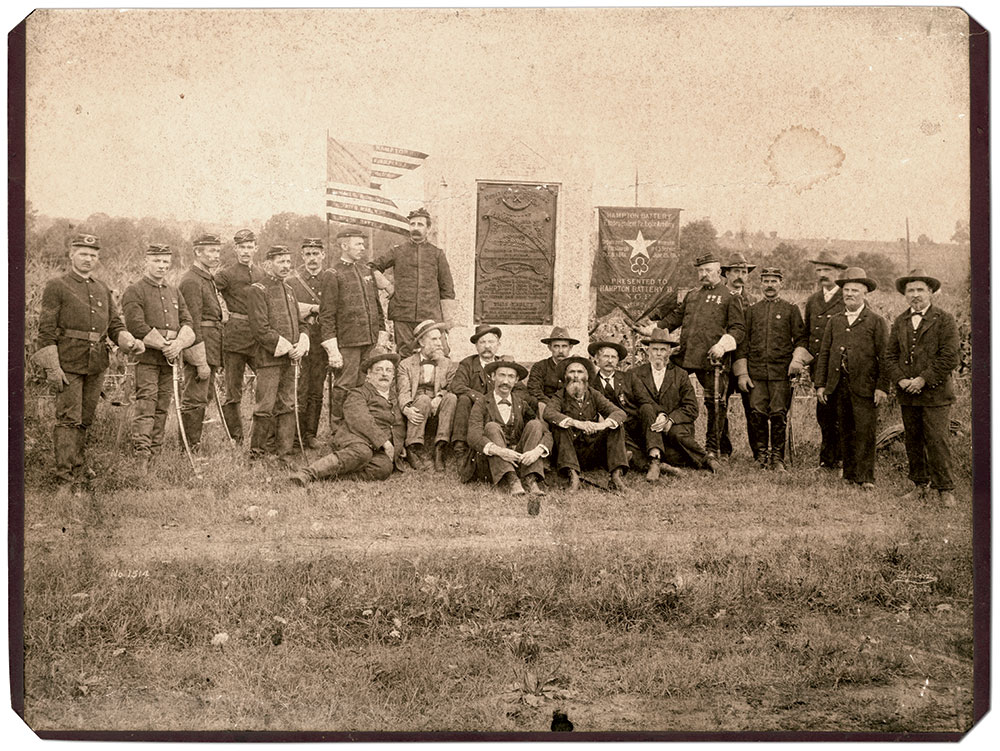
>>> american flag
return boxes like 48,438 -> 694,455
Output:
326,137 -> 429,235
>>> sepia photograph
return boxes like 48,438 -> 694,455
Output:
10,5 -> 987,738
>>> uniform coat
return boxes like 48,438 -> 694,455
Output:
371,240 -> 455,324
527,357 -> 566,407
215,262 -> 265,355
318,259 -> 384,348
653,280 -> 745,371
121,277 -> 194,366
736,297 -> 808,381
288,267 -> 333,439
179,265 -> 224,367
248,275 -> 301,368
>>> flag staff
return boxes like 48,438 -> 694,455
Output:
325,129 -> 331,251
905,216 -> 911,270
634,165 -> 639,207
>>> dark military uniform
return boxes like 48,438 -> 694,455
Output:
36,269 -> 129,482
735,297 -> 808,465
544,387 -> 629,476
654,280 -> 745,455
371,240 -> 455,356
629,362 -> 709,469
885,304 -> 960,494
318,258 -> 384,422
288,267 -> 333,442
178,264 -> 225,447
247,271 -> 302,457
215,261 -> 265,440
814,306 -> 890,486
526,357 -> 566,409
121,276 -> 194,458
804,286 -> 846,467
722,287 -> 758,458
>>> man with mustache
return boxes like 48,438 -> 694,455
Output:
803,251 -> 848,470
289,351 -> 405,485
178,233 -> 226,451
720,252 -> 759,459
814,267 -> 889,491
527,327 -> 580,420
466,360 -> 551,514
247,246 -> 310,462
215,228 -> 265,443
544,357 -> 629,493
448,324 -> 507,461
121,244 -> 196,474
644,253 -> 746,461
732,267 -> 811,472
588,339 -> 642,463
371,207 -> 456,357
885,269 -> 960,507
396,320 -> 458,471
33,233 -> 144,488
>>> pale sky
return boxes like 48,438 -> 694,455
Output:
24,6 -> 972,241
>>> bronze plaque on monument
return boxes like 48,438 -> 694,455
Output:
474,182 -> 558,325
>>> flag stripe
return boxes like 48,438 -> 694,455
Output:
324,210 -> 410,235
325,199 -> 410,226
375,145 -> 428,160
325,184 -> 398,208
372,156 -> 423,171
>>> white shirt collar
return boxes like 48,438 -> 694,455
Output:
822,285 -> 838,302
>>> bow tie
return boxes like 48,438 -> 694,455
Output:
499,398 -> 511,406
911,310 -> 925,318
421,359 -> 436,366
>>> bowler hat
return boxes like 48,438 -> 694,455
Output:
836,267 -> 878,293
266,245 -> 291,259
694,253 -> 722,267
470,324 -> 503,344
145,244 -> 172,256
484,359 -> 528,381
540,326 -> 580,346
559,356 -> 596,380
193,233 -> 222,246
301,238 -> 324,249
412,319 -> 450,342
808,250 -> 848,269
361,350 -> 400,373
641,328 -> 680,346
587,340 -> 628,360
233,229 -> 256,244
720,252 -> 757,273
70,234 -> 100,249
895,268 -> 941,294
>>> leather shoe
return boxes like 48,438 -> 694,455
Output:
524,475 -> 546,496
703,456 -> 720,474
505,473 -> 526,495
566,469 -> 581,492
610,468 -> 627,493
645,458 -> 661,482
660,463 -> 684,478
305,436 -> 321,450
290,471 -> 310,487
772,460 -> 787,473
939,490 -> 956,507
899,483 -> 929,502
860,482 -> 876,492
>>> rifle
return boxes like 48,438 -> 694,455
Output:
171,358 -> 202,478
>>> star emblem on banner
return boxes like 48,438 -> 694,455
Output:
625,230 -> 657,261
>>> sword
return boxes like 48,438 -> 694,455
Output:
711,357 -> 724,456
786,376 -> 797,467
293,359 -> 306,460
171,357 -> 202,478
213,374 -> 235,445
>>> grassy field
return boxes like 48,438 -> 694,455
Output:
19,372 -> 976,735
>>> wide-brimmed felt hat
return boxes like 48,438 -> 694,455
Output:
895,268 -> 941,294
694,253 -> 722,267
720,252 -> 757,273
808,250 -> 848,269
587,340 -> 628,360
836,267 -> 878,293
559,355 -> 596,380
361,350 -> 400,373
412,319 -> 450,342
470,324 -> 503,344
484,359 -> 528,380
641,328 -> 680,346
540,326 -> 580,346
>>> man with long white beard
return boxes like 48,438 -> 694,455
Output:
544,357 -> 629,493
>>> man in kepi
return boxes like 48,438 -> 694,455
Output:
448,324 -> 505,462
215,228 -> 265,443
814,267 -> 889,491
396,320 -> 458,471
290,351 -> 405,486
287,238 -> 331,448
247,246 -> 310,462
885,269 -> 961,507
630,329 -> 717,479
318,228 -> 385,428
527,327 -> 580,419
178,233 -> 226,451
732,267 -> 811,471
121,244 -> 196,474
33,233 -> 144,488
803,250 -> 848,470
466,360 -> 551,514
372,207 -> 456,357
545,357 -> 629,493
645,253 -> 745,461
720,252 -> 758,459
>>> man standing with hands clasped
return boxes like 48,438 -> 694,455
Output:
813,267 -> 889,491
884,269 -> 960,507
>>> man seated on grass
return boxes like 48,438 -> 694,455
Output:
631,329 -> 719,481
527,326 -> 580,419
448,324 -> 504,462
588,339 -> 642,463
290,352 -> 405,486
397,320 -> 458,472
544,357 -> 629,493
464,361 -> 551,515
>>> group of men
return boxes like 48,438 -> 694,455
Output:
34,214 -> 961,513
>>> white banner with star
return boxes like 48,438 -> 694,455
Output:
594,207 -> 681,322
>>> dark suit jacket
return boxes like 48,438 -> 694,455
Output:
544,387 -> 627,427
814,306 -> 890,399
590,369 -> 636,419
340,381 -> 405,450
884,304 -> 960,407
527,356 -> 565,406
467,390 -> 552,454
803,286 -> 845,378
628,363 -> 699,425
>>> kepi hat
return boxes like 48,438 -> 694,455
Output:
406,207 -> 432,223
301,238 -> 325,249
484,358 -> 527,381
336,227 -> 365,240
587,340 -> 628,360
70,233 -> 100,249
265,245 -> 291,259
233,229 -> 256,244
694,253 -> 722,267
145,243 -> 172,256
470,324 -> 502,344
895,268 -> 941,294
193,233 -> 222,246
808,250 -> 848,270
540,326 -> 580,346
836,267 -> 878,293
758,266 -> 784,280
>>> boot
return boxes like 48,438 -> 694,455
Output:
222,403 -> 243,444
407,443 -> 429,471
750,412 -> 770,468
291,452 -> 341,486
136,453 -> 151,476
434,441 -> 447,472
180,408 -> 205,452
53,426 -> 78,485
610,468 -> 628,493
249,416 -> 275,457
452,440 -> 469,460
769,414 -> 787,472
703,399 -> 719,456
305,400 -> 323,445
275,412 -> 297,461
75,430 -> 97,480
566,468 -> 581,492
646,456 -> 661,482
